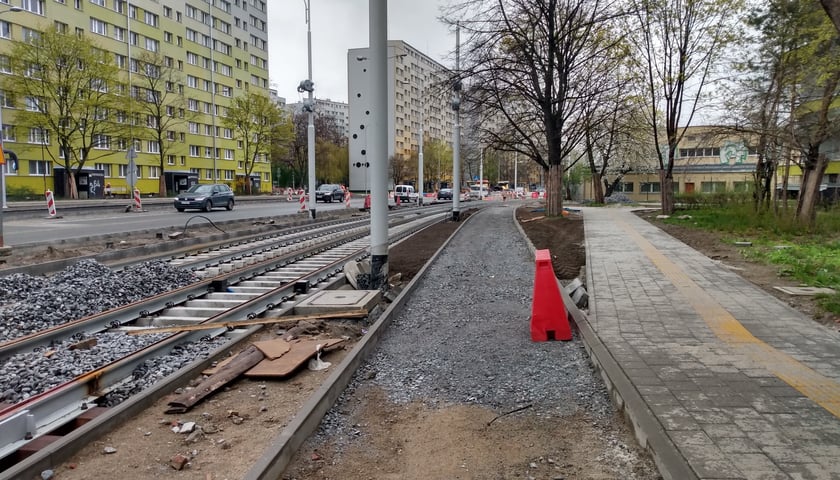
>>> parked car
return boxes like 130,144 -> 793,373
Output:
174,183 -> 235,212
315,184 -> 344,202
437,188 -> 453,200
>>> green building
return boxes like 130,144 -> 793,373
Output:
0,0 -> 270,199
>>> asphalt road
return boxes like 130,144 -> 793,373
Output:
1,197 -> 369,246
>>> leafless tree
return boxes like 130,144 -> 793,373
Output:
446,0 -> 627,216
628,0 -> 741,214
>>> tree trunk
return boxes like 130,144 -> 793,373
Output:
659,169 -> 675,214
592,172 -> 605,204
795,146 -> 829,227
159,176 -> 167,197
546,163 -> 564,216
68,171 -> 79,199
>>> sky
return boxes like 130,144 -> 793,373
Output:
267,0 -> 456,104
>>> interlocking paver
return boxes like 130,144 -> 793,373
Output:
582,206 -> 840,480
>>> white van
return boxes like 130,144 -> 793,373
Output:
469,184 -> 489,199
394,185 -> 416,204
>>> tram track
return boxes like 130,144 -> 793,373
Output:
0,205 -> 462,479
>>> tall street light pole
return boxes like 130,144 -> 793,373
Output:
451,23 -> 461,221
417,77 -> 424,206
0,6 -> 22,251
301,0 -> 317,220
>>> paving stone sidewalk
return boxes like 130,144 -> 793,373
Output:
580,206 -> 840,480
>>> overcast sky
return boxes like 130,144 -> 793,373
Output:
267,1 -> 455,104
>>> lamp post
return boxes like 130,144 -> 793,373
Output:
301,0 -> 317,220
397,78 -> 425,206
0,6 -> 22,250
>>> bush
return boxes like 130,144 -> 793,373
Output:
605,193 -> 632,204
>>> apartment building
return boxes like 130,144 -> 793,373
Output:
347,40 -> 454,192
0,0 -> 270,198
285,97 -> 350,138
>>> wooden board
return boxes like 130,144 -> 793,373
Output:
244,338 -> 345,378
252,339 -> 293,360
201,354 -> 237,376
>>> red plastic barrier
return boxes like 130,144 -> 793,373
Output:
530,249 -> 572,341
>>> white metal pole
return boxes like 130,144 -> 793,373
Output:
514,152 -> 518,194
479,147 -> 484,200
417,78 -> 424,206
305,0 -> 317,219
369,0 -> 388,289
451,24 -> 461,220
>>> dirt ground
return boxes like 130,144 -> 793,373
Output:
30,202 -> 832,479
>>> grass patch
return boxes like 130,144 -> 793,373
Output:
662,204 -> 840,316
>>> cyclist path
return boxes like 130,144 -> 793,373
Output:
581,206 -> 840,480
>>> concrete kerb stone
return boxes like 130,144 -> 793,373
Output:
510,206 -> 696,480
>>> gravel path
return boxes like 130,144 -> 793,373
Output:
322,203 -> 613,437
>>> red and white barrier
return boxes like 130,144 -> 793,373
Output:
299,192 -> 307,212
344,191 -> 351,208
133,188 -> 142,211
286,187 -> 293,202
45,189 -> 57,217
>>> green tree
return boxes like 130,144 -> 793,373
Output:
132,51 -> 191,196
5,27 -> 125,198
223,92 -> 284,194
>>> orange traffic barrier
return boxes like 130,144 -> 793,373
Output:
530,249 -> 572,341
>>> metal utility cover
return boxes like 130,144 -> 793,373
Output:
293,290 -> 381,315
773,286 -> 836,296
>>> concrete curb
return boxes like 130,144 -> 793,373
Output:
511,204 -> 696,480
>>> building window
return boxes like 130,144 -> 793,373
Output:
1,124 -> 15,142
22,0 -> 45,14
25,96 -> 43,112
90,18 -> 107,35
29,160 -> 51,175
93,134 -> 110,149
701,181 -> 726,193
640,182 -> 661,193
90,0 -> 104,5
189,145 -> 200,156
149,165 -> 160,178
94,163 -> 112,177
0,21 -> 10,39
147,140 -> 159,153
616,182 -> 634,193
167,154 -> 175,165
144,11 -> 158,27
205,168 -> 213,179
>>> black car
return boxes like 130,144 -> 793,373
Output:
174,183 -> 235,212
315,184 -> 344,202
437,188 -> 453,200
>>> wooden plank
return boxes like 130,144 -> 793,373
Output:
166,344 -> 265,414
244,338 -> 345,378
201,354 -> 237,376
252,339 -> 292,360
124,309 -> 368,335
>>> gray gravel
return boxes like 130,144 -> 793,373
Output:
0,259 -> 198,342
0,258 -> 209,405
320,204 -> 612,433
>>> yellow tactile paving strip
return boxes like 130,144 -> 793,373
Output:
618,217 -> 840,419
